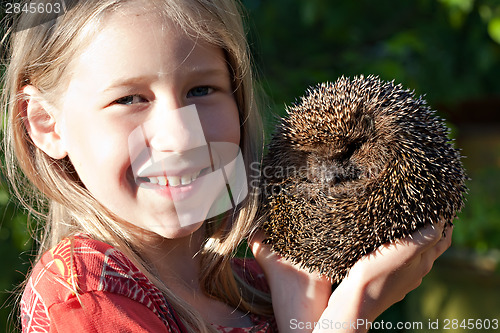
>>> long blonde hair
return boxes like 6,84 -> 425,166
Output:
1,0 -> 271,331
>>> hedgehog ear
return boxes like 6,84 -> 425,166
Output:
21,85 -> 68,159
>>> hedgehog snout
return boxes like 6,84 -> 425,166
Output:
307,154 -> 362,185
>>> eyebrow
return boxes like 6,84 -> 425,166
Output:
102,75 -> 159,94
102,67 -> 230,93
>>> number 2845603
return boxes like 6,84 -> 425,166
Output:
5,2 -> 62,15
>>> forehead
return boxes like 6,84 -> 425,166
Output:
66,5 -> 227,83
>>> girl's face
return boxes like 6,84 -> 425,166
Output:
51,8 -> 241,238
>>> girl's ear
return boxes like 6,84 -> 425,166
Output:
22,85 -> 68,159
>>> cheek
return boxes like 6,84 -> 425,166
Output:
201,104 -> 241,145
61,114 -> 131,188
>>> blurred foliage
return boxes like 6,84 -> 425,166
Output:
1,0 -> 500,331
243,0 -> 500,116
454,167 -> 500,252
0,182 -> 32,332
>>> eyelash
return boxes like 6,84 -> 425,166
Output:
113,95 -> 148,105
186,86 -> 214,98
112,86 -> 215,106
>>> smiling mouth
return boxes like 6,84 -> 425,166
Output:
137,167 -> 210,187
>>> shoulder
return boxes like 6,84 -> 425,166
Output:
23,236 -> 111,305
21,235 -> 185,332
25,235 -> 127,299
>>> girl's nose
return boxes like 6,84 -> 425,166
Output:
147,104 -> 207,152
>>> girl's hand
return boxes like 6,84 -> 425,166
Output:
340,220 -> 453,326
250,230 -> 333,331
250,220 -> 452,333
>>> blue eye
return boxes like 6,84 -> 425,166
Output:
187,86 -> 213,98
114,95 -> 148,105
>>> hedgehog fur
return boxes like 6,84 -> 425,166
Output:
259,75 -> 467,283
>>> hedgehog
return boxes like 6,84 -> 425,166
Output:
258,75 -> 467,284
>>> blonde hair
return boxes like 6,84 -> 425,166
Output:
1,0 -> 271,331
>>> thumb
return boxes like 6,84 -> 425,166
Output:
248,229 -> 269,258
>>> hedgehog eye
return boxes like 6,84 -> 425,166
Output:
340,141 -> 362,161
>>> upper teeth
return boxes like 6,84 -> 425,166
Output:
146,170 -> 201,187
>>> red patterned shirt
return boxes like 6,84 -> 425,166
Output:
21,235 -> 276,332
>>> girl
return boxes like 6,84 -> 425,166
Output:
1,0 -> 452,332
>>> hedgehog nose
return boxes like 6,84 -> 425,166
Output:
331,141 -> 361,161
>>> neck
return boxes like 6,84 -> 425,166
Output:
128,224 -> 256,328
136,227 -> 206,290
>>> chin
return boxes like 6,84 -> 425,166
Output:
153,220 -> 205,239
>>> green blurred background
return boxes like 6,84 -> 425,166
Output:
1,0 -> 500,332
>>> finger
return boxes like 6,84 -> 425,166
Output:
418,224 -> 453,276
406,219 -> 446,251
248,229 -> 272,258
248,229 -> 266,247
431,224 -> 453,258
375,220 -> 446,262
